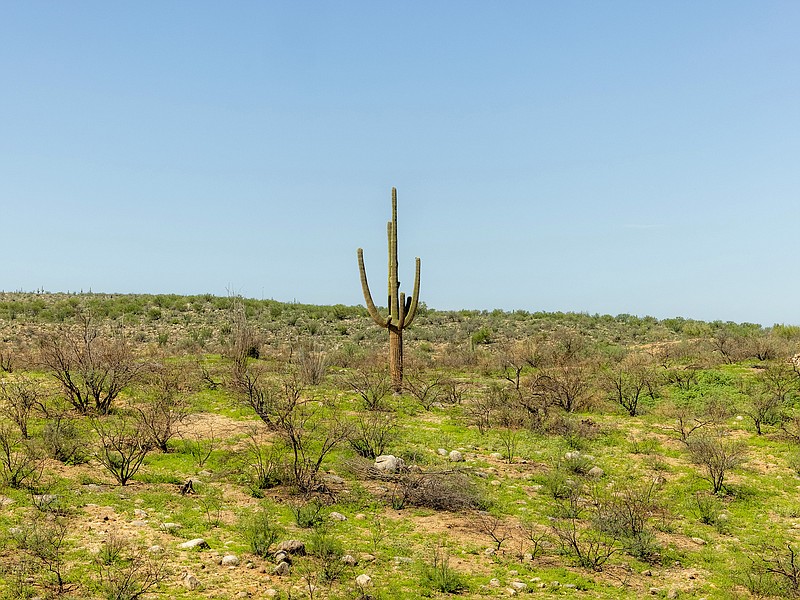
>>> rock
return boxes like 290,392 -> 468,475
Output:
374,455 -> 405,473
341,554 -> 358,566
160,522 -> 181,532
324,474 -> 346,485
505,588 -> 518,596
510,581 -> 527,592
221,554 -> 239,567
354,513 -> 366,520
449,450 -> 464,462
235,593 -> 249,599
667,590 -> 679,599
181,572 -> 201,590
587,466 -> 604,478
264,590 -> 278,598
178,538 -> 209,550
565,583 -> 577,589
274,551 -> 290,564
277,540 -> 306,555
147,545 -> 163,554
355,574 -> 372,587
393,556 -> 413,565
489,578 -> 501,587
691,537 -> 707,545
359,553 -> 376,562
329,511 -> 347,521
134,509 -> 148,518
649,588 -> 662,595
273,561 -> 290,576
490,480 -> 502,486
131,520 -> 148,527
490,452 -> 503,459
438,448 -> 448,456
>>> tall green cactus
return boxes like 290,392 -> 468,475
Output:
358,187 -> 421,392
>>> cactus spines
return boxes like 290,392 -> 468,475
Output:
357,187 -> 421,392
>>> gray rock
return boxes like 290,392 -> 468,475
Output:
355,574 -> 372,587
147,545 -> 163,554
341,554 -> 358,566
587,466 -> 604,478
277,540 -> 306,555
489,578 -> 501,587
178,538 -> 209,550
181,572 -> 200,590
221,554 -> 239,566
437,448 -> 448,456
134,509 -> 148,518
691,537 -> 707,545
510,581 -> 527,591
131,520 -> 148,527
449,450 -> 464,462
329,511 -> 347,521
273,561 -> 290,576
374,455 -> 405,473
160,522 -> 181,532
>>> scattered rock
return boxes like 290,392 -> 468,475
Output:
691,537 -> 707,545
329,511 -> 347,521
147,545 -> 163,554
355,574 -> 372,587
221,554 -> 239,567
667,590 -> 679,599
273,561 -> 290,576
264,590 -> 278,598
437,448 -> 448,456
374,455 -> 405,473
131,520 -> 148,527
489,578 -> 501,587
505,588 -> 518,596
181,572 -> 201,590
160,522 -> 181,532
510,581 -> 527,591
134,509 -> 148,518
235,593 -> 249,599
449,450 -> 464,462
643,569 -> 653,576
490,452 -> 503,459
277,540 -> 306,555
178,538 -> 209,550
587,466 -> 604,478
324,474 -> 346,485
354,513 -> 366,520
359,553 -> 376,563
564,583 -> 577,589
341,554 -> 358,566
274,551 -> 290,564
490,480 -> 502,486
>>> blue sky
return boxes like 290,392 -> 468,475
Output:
2,2 -> 799,325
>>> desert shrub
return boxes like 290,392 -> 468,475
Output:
687,434 -> 748,494
290,498 -> 327,529
292,341 -> 328,386
240,506 -> 285,558
0,422 -> 40,488
347,411 -> 398,459
0,375 -> 46,439
392,471 -> 487,512
41,416 -> 90,465
240,429 -> 287,493
420,543 -> 467,594
12,514 -> 71,595
91,415 -> 153,486
95,533 -> 168,600
346,368 -> 391,411
308,527 -> 347,582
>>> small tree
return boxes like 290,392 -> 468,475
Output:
687,434 -> 748,494
39,315 -> 141,414
0,375 -> 47,439
92,415 -> 153,486
135,363 -> 189,452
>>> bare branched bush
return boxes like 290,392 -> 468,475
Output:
687,433 -> 748,494
0,374 -> 47,439
38,315 -> 142,414
12,514 -> 72,595
347,411 -> 398,459
662,398 -> 731,445
404,372 -> 445,411
346,367 -> 391,411
92,415 -> 153,486
41,415 -> 90,465
0,422 -> 40,488
470,511 -> 511,552
135,363 -> 189,452
391,471 -> 487,512
241,426 -> 287,492
292,341 -> 328,386
95,533 -> 169,600
601,353 -> 660,417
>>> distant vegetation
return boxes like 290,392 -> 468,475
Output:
0,291 -> 799,598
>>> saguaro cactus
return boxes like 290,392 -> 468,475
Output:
358,187 -> 421,393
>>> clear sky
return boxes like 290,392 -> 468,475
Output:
2,2 -> 799,326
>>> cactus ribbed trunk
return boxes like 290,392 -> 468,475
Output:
389,327 -> 403,392
358,187 -> 421,393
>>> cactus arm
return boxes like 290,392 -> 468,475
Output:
398,292 -> 407,329
358,248 -> 389,327
402,257 -> 421,328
